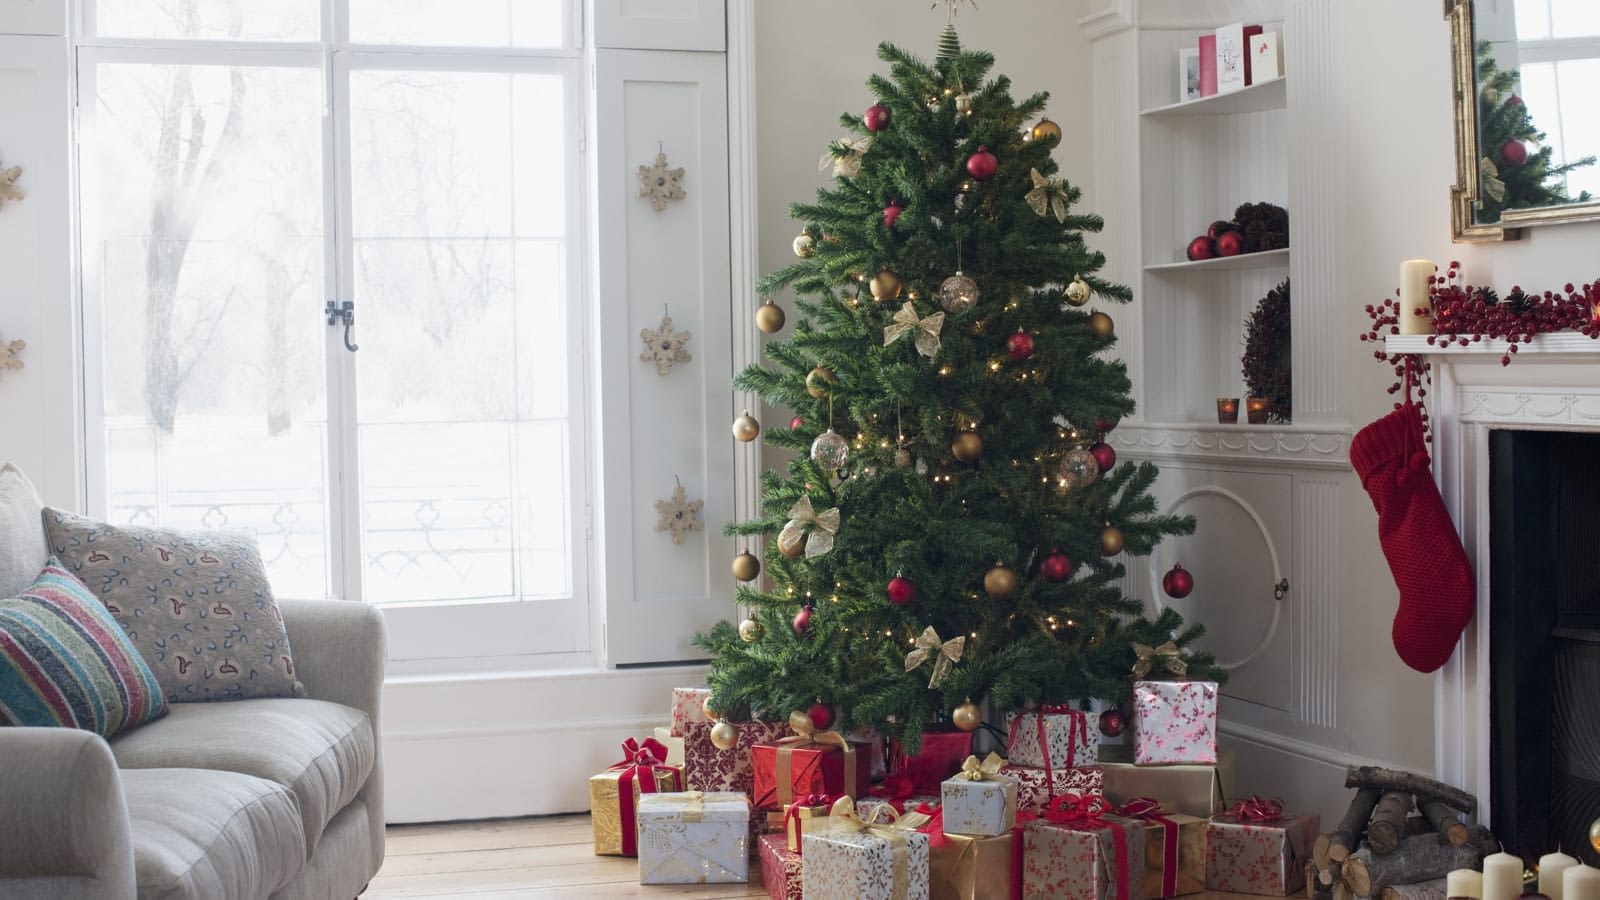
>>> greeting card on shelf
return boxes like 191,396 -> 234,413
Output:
1216,23 -> 1264,94
1250,32 -> 1284,82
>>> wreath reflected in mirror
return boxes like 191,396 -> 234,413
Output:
1242,278 -> 1290,424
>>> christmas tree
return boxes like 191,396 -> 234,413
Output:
696,23 -> 1222,752
1477,41 -> 1594,220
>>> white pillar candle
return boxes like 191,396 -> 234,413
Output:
1565,865 -> 1600,900
1398,258 -> 1436,335
1541,852 -> 1579,900
1449,869 -> 1485,899
1483,852 -> 1525,900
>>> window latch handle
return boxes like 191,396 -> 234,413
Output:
325,300 -> 359,353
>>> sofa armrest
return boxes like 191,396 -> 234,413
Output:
0,727 -> 135,892
278,598 -> 387,724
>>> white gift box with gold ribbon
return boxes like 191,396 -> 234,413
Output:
802,797 -> 931,900
636,791 -> 750,885
940,753 -> 1017,838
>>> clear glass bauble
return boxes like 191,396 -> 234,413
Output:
938,271 -> 980,313
1058,447 -> 1100,488
810,429 -> 851,470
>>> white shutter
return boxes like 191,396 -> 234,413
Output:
593,0 -> 725,52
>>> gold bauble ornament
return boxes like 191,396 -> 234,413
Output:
756,299 -> 787,334
1065,275 -> 1092,307
1087,311 -> 1115,340
984,563 -> 1018,598
1590,816 -> 1600,853
702,696 -> 720,721
1031,117 -> 1062,143
709,720 -> 740,750
952,429 -> 984,463
793,233 -> 816,258
1099,524 -> 1126,557
870,269 -> 903,302
731,551 -> 761,582
955,93 -> 974,115
732,411 -> 761,443
952,699 -> 982,732
805,365 -> 837,398
739,617 -> 765,643
779,532 -> 808,559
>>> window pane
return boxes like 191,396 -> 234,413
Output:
350,0 -> 564,48
349,69 -> 573,605
1551,0 -> 1600,38
92,0 -> 319,41
1516,0 -> 1552,40
88,62 -> 330,600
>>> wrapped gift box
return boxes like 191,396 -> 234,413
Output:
1115,801 -> 1206,898
758,833 -> 804,900
890,729 -> 974,794
939,754 -> 1016,838
929,830 -> 1015,900
637,791 -> 751,884
1205,801 -> 1319,896
682,719 -> 792,795
752,734 -> 873,809
802,800 -> 933,900
1001,763 -> 1104,815
1021,800 -> 1146,900
857,793 -> 941,822
652,726 -> 685,767
670,687 -> 712,737
1007,706 -> 1099,771
588,738 -> 683,857
776,795 -> 833,852
1131,681 -> 1218,766
1098,746 -> 1229,818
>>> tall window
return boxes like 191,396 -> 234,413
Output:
77,0 -> 589,664
1513,0 -> 1600,199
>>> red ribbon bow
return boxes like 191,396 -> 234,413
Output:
1225,795 -> 1284,822
1008,705 -> 1090,794
1118,797 -> 1180,897
1040,793 -> 1130,900
609,736 -> 681,856
618,736 -> 669,768
873,770 -> 921,807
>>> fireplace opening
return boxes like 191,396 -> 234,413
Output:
1489,429 -> 1600,865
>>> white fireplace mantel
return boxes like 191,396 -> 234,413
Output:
1387,333 -> 1600,823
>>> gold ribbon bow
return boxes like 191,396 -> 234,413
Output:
1132,640 -> 1189,679
825,796 -> 931,900
776,711 -> 857,806
959,751 -> 1005,781
1026,167 -> 1070,223
1479,156 -> 1507,203
778,496 -> 841,559
819,135 -> 873,178
883,302 -> 945,358
903,626 -> 965,688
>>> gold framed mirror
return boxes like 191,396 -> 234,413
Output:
1447,0 -> 1600,241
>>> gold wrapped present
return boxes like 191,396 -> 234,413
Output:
1098,745 -> 1232,818
588,737 -> 683,857
1114,798 -> 1206,897
930,831 -> 1015,900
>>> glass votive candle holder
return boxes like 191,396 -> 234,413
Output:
1216,398 -> 1240,424
1246,397 -> 1270,424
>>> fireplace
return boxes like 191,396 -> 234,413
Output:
1488,430 -> 1600,864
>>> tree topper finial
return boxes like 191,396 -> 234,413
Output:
933,0 -> 977,25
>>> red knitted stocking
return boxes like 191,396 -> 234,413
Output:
1350,362 -> 1476,673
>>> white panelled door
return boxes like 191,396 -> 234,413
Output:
0,0 -> 63,35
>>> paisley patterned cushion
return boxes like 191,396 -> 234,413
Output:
43,508 -> 304,703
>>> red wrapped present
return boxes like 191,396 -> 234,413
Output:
1131,678 -> 1218,766
1115,798 -> 1206,898
759,833 -> 804,900
1022,794 -> 1146,900
683,718 -> 792,796
1205,797 -> 1320,896
1000,763 -> 1104,815
889,728 -> 974,793
752,711 -> 872,809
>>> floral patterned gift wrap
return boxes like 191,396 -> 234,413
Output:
758,833 -> 804,900
1021,794 -> 1146,900
1000,763 -> 1103,815
1204,797 -> 1320,896
1131,680 -> 1219,766
669,687 -> 711,736
682,719 -> 792,795
1006,705 -> 1099,771
636,791 -> 751,884
802,796 -> 933,900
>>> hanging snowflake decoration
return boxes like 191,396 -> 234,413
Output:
638,152 -> 686,211
640,315 -> 693,375
654,484 -> 704,544
1,338 -> 23,377
0,161 -> 23,210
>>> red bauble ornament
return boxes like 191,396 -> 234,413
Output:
792,604 -> 813,636
886,575 -> 917,606
1040,548 -> 1073,583
1186,236 -> 1216,261
1207,220 -> 1238,241
1162,563 -> 1195,599
1090,441 -> 1116,473
1095,417 -> 1118,436
1501,138 -> 1529,168
1098,707 -> 1125,738
864,103 -> 892,133
965,145 -> 998,181
1006,330 -> 1035,360
790,416 -> 805,429
1216,230 -> 1245,257
807,701 -> 836,731
883,201 -> 904,230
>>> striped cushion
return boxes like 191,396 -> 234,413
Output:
0,560 -> 167,737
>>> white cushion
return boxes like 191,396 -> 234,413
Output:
0,463 -> 48,598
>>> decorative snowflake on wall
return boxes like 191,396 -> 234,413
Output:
0,162 -> 23,210
637,151 -> 686,211
2,339 -> 24,378
654,484 -> 704,544
640,315 -> 693,375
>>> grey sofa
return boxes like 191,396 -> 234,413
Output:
0,534 -> 387,898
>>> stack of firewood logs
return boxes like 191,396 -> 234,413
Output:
1308,766 -> 1494,900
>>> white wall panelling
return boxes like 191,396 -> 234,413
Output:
594,47 -> 734,666
592,0 -> 726,53
0,0 -> 63,36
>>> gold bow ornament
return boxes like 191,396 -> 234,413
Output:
904,626 -> 965,688
883,302 -> 945,358
773,710 -> 858,807
822,796 -> 931,900
819,134 -> 873,178
1025,167 -> 1070,223
959,751 -> 1005,781
1131,640 -> 1189,679
778,496 -> 841,559
1478,156 -> 1507,204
